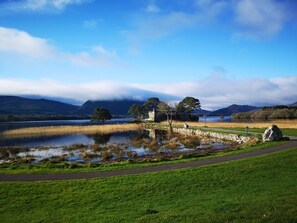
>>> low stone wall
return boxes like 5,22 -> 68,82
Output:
172,128 -> 252,144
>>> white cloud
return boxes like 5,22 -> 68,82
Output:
125,0 -> 295,46
0,79 -> 176,103
0,27 -> 117,67
0,0 -> 91,12
234,0 -> 288,38
0,27 -> 55,58
0,76 -> 296,110
134,75 -> 297,109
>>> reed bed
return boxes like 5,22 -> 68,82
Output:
1,123 -> 142,139
170,120 -> 297,129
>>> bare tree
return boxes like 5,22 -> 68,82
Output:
158,102 -> 177,129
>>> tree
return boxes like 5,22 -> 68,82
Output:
177,96 -> 201,120
91,107 -> 112,123
158,101 -> 177,129
128,104 -> 146,119
144,97 -> 160,111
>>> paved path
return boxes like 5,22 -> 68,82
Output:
1,140 -> 297,182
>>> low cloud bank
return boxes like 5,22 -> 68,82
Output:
0,76 -> 296,110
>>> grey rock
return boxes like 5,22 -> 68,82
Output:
262,125 -> 283,142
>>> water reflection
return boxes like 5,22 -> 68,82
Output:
0,130 -> 233,164
92,133 -> 112,144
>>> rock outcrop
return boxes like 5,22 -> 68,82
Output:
262,125 -> 283,142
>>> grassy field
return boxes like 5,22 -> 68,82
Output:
0,141 -> 284,174
217,127 -> 297,136
171,120 -> 297,129
0,148 -> 296,222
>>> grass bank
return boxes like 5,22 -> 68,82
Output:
218,127 -> 297,137
0,141 -> 285,174
170,120 -> 297,129
0,148 -> 296,223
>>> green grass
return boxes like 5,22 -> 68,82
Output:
218,127 -> 297,136
0,148 -> 296,223
0,141 -> 285,174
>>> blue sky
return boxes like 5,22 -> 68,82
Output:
0,0 -> 297,109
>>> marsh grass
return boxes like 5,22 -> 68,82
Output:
63,144 -> 88,151
165,138 -> 181,150
1,123 -> 142,139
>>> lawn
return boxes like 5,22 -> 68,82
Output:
218,127 -> 297,136
0,148 -> 296,222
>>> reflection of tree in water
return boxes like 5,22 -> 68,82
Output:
129,130 -> 150,141
92,133 -> 112,145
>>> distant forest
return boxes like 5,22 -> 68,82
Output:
232,106 -> 297,120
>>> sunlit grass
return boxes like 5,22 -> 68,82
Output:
170,119 -> 297,129
0,148 -> 296,222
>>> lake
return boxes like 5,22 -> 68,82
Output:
0,129 -> 232,164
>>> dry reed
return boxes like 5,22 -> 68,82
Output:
1,123 -> 142,139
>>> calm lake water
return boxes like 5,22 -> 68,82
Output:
0,130 -> 231,164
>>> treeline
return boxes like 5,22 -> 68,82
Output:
0,114 -> 91,122
232,106 -> 297,120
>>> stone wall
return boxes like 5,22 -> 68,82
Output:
172,128 -> 253,144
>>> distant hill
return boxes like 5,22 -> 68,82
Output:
210,104 -> 259,116
0,96 -> 266,118
0,96 -> 79,115
77,99 -> 145,116
192,109 -> 212,115
289,102 -> 297,107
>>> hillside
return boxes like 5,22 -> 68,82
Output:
232,105 -> 297,120
76,99 -> 145,116
0,96 -> 79,115
289,101 -> 297,107
210,104 -> 259,116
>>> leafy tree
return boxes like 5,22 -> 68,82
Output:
177,96 -> 201,120
91,107 -> 112,123
128,104 -> 146,119
144,97 -> 160,111
158,102 -> 177,128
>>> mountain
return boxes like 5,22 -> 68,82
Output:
0,96 -> 79,115
192,109 -> 212,115
289,101 -> 297,107
77,99 -> 145,116
210,104 -> 260,116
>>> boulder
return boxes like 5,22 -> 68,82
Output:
262,125 -> 283,142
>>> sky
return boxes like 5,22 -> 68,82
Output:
0,0 -> 297,110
